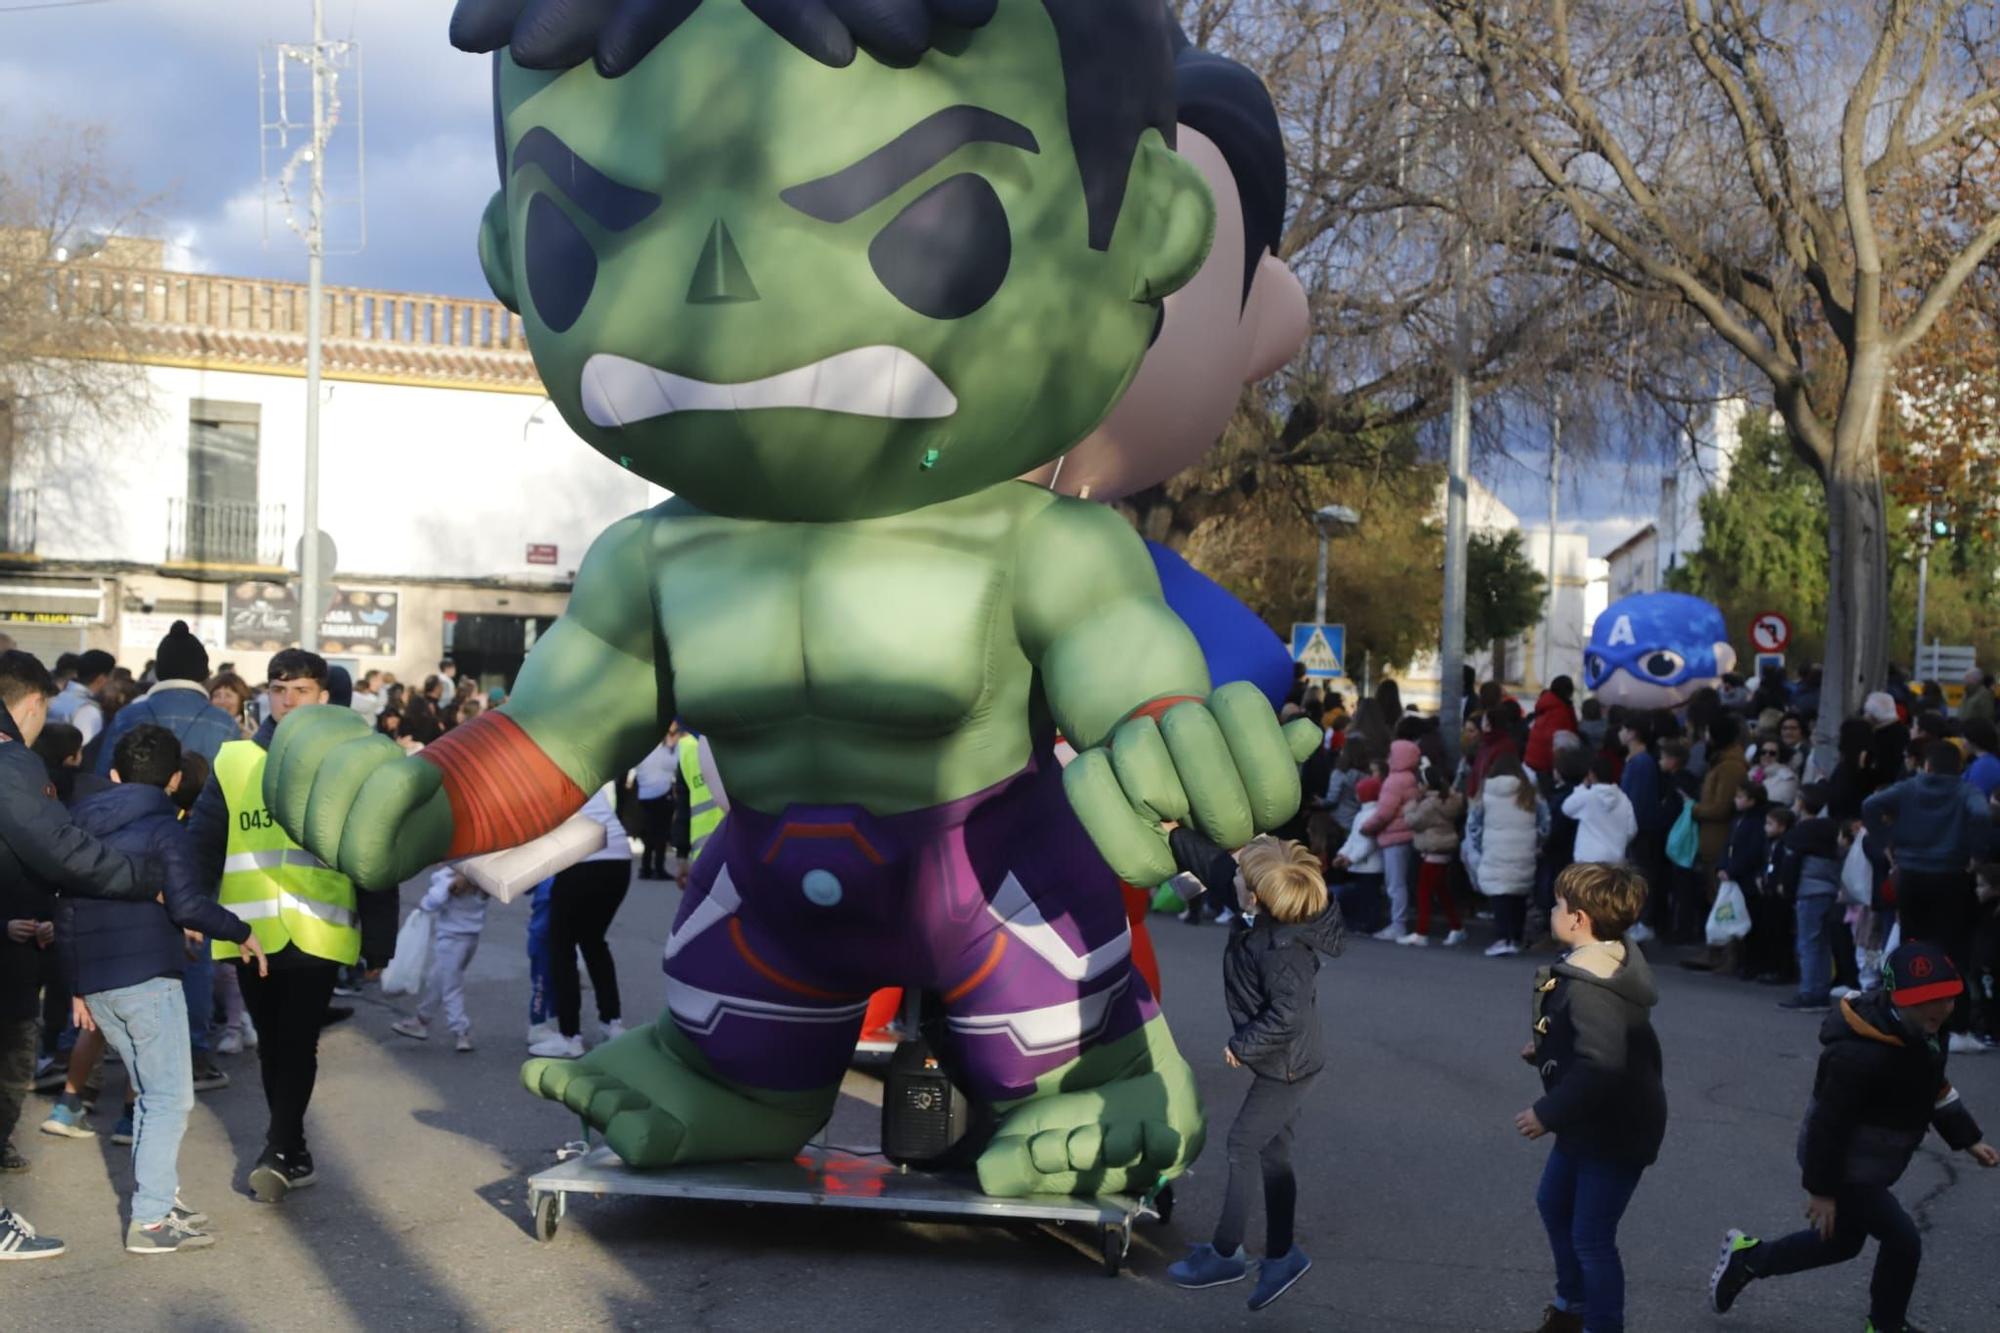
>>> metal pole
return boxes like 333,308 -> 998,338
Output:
1314,530 -> 1329,627
1544,399 -> 1561,688
1440,235 -> 1471,748
300,0 -> 326,655
1914,504 -> 1931,678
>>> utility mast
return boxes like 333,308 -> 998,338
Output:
261,1 -> 364,648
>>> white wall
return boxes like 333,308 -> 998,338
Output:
20,364 -> 662,581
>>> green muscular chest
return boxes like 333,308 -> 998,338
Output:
651,492 -> 1042,748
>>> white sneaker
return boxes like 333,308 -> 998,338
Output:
214,1028 -> 244,1056
1627,921 -> 1655,944
454,1031 -> 476,1054
391,1017 -> 429,1041
240,1013 -> 258,1051
1397,933 -> 1429,948
1948,1032 -> 1988,1055
601,1019 -> 627,1043
1443,930 -> 1468,947
1369,926 -> 1402,943
1484,940 -> 1521,957
526,1020 -> 559,1047
527,1033 -> 585,1059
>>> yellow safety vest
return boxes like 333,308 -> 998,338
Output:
679,734 -> 722,852
211,739 -> 360,966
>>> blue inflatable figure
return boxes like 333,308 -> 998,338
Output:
1584,592 -> 1737,711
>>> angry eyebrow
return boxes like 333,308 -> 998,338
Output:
510,126 -> 660,232
781,105 -> 1038,224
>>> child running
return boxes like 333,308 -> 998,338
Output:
1517,862 -> 1667,1333
1170,836 -> 1343,1312
1709,941 -> 1998,1332
392,867 -> 489,1052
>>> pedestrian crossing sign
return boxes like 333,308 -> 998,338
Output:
1290,623 -> 1346,681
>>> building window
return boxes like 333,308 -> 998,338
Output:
186,400 -> 260,564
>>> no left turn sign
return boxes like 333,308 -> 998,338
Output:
1751,612 -> 1792,654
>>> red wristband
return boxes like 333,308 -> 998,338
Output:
417,712 -> 587,858
1124,694 -> 1204,727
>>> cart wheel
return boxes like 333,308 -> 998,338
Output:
1153,1184 -> 1175,1224
1101,1225 -> 1125,1277
532,1193 -> 561,1243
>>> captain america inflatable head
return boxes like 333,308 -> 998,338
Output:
1583,592 -> 1737,710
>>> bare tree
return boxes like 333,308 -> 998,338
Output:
1408,0 -> 2000,744
0,121 -> 156,456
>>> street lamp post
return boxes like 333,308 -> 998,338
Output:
1313,503 -> 1360,628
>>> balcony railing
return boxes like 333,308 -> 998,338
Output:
167,498 -> 286,567
0,489 -> 35,556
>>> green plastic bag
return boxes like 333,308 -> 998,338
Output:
1666,795 -> 1700,870
1152,882 -> 1188,914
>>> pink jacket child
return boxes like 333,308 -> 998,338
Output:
1362,740 -> 1422,847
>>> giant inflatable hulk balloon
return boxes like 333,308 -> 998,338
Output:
264,0 -> 1317,1198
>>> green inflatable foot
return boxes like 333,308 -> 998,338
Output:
976,1016 -> 1206,1198
523,1018 -> 839,1168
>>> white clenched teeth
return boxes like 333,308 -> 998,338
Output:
579,345 -> 958,427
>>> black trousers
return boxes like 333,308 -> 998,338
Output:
1493,894 -> 1528,945
0,1016 -> 36,1148
550,860 -> 631,1038
238,956 -> 339,1157
1749,1184 -> 1921,1331
637,796 -> 674,876
1899,871 -> 1978,1033
358,886 -> 401,971
1213,1073 -> 1315,1258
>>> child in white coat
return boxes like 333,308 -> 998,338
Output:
1468,754 -> 1550,957
1332,775 -> 1387,934
1562,755 -> 1639,867
391,867 -> 489,1052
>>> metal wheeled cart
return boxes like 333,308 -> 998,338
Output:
526,1143 -> 1175,1276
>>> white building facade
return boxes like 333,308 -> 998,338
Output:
4,253 -> 660,686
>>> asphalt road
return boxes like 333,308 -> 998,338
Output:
8,877 -> 2000,1332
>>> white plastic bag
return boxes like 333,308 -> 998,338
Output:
380,909 -> 433,996
1705,878 -> 1752,946
1839,831 -> 1874,907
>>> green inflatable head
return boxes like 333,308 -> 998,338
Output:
452,0 -> 1216,522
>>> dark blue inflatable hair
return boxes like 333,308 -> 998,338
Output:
452,0 -> 1177,251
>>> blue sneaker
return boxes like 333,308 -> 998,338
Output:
1248,1247 -> 1312,1311
38,1102 -> 93,1139
1168,1242 -> 1248,1288
0,1208 -> 64,1260
112,1111 -> 135,1146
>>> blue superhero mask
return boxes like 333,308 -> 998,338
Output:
1584,592 -> 1737,711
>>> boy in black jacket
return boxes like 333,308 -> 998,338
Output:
1516,862 -> 1667,1333
1169,836 -> 1342,1313
1710,942 -> 1999,1332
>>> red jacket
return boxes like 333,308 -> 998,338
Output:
1524,691 -> 1579,772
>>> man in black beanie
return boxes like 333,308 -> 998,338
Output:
91,621 -> 246,1093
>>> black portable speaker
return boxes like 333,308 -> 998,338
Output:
881,1035 -> 965,1166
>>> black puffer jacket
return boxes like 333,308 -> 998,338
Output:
0,709 -> 158,904
1797,991 -> 1983,1195
1530,944 -> 1669,1166
1223,900 -> 1344,1083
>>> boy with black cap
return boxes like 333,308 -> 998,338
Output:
1710,941 -> 2000,1332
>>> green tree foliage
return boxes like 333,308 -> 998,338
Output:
1465,529 -> 1548,662
1174,425 -> 1445,673
1670,411 -> 2000,672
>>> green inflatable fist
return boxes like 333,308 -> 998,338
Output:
1062,681 -> 1323,887
264,705 -> 454,889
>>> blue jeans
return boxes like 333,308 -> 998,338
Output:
527,879 -> 553,1025
1795,892 -> 1838,1003
87,976 -> 193,1224
1536,1145 -> 1645,1333
182,957 -> 213,1055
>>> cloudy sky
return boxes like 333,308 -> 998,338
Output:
3,0 -> 1665,551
